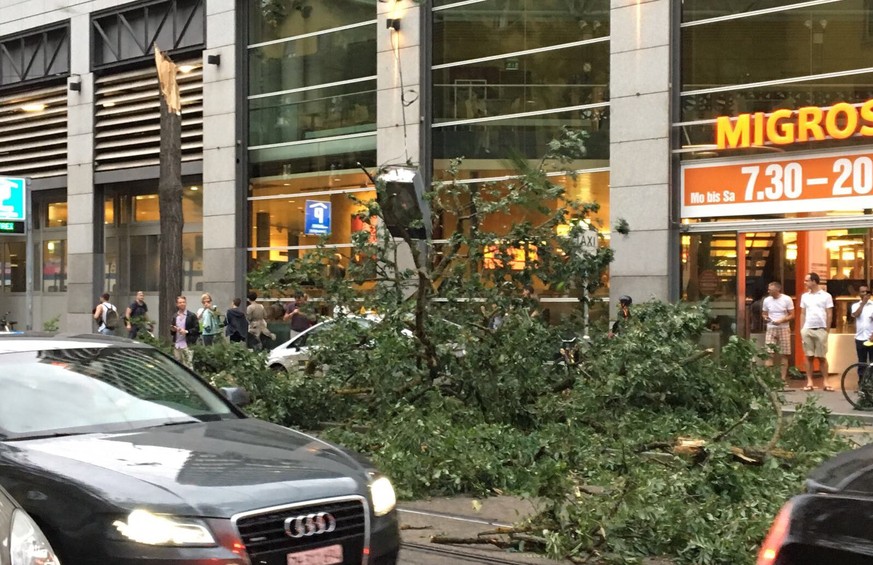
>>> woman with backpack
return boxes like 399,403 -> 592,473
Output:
197,293 -> 221,346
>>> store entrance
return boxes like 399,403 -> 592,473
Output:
682,228 -> 873,372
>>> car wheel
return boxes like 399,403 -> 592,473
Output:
269,364 -> 287,374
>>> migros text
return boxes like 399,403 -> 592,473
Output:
715,101 -> 873,149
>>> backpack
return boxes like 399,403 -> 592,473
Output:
104,304 -> 119,330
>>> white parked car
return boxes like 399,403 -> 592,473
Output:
267,317 -> 381,373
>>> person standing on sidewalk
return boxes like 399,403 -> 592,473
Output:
197,293 -> 220,346
225,298 -> 248,343
125,291 -> 150,339
799,272 -> 834,391
851,284 -> 873,374
170,296 -> 199,369
762,281 -> 794,388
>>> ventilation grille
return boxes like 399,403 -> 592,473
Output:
94,61 -> 203,171
0,84 -> 68,178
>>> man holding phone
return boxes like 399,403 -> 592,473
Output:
852,284 -> 873,371
170,295 -> 199,369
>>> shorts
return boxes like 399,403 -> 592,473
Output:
765,325 -> 792,356
801,327 -> 828,358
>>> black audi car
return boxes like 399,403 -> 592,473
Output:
0,334 -> 400,565
758,443 -> 873,564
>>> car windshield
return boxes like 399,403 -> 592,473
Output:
0,346 -> 237,440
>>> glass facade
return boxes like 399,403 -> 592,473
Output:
103,184 -> 203,294
247,0 -> 378,278
432,0 -> 611,311
677,0 -> 873,157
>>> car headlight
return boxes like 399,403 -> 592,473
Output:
112,509 -> 215,546
369,476 -> 396,517
10,509 -> 62,565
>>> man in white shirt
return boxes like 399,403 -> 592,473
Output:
851,284 -> 873,373
799,272 -> 834,391
762,281 -> 794,387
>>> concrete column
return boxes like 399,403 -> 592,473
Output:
65,13 -> 98,333
201,0 -> 241,311
608,0 -> 675,304
377,0 -> 423,166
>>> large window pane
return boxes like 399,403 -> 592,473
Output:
682,0 -> 870,91
678,70 -> 873,158
250,190 -> 375,262
681,233 -> 738,349
434,43 -> 609,123
2,241 -> 26,293
682,1 -> 815,23
41,239 -> 66,293
46,202 -> 67,227
248,137 -> 376,182
250,82 -> 376,146
131,186 -> 203,223
433,108 -> 609,160
131,235 -> 160,292
248,25 -> 376,97
248,0 -> 376,45
433,0 -> 609,66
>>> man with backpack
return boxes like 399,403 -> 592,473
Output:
93,293 -> 120,336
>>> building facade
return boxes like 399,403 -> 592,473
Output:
2,0 -> 872,371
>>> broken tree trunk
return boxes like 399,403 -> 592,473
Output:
155,47 -> 184,342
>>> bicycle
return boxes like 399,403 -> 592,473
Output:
840,362 -> 873,410
0,312 -> 16,333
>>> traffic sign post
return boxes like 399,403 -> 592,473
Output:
573,226 -> 599,338
0,177 -> 32,330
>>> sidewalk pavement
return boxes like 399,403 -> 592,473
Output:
781,380 -> 873,421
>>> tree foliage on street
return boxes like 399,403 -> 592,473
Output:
205,131 -> 848,564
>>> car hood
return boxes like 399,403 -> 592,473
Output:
806,443 -> 873,494
0,419 -> 369,518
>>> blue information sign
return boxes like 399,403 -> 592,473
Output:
0,177 -> 26,222
304,200 -> 331,235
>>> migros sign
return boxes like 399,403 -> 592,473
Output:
715,101 -> 873,149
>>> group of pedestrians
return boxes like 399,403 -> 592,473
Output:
761,271 -> 873,392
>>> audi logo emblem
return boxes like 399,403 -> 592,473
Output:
284,512 -> 337,538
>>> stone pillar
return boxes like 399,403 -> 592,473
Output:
377,0 -> 422,166
377,1 -> 424,289
608,0 -> 675,304
201,0 -> 242,311
65,13 -> 99,333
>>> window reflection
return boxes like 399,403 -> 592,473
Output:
433,43 -> 609,124
248,0 -> 376,45
1,241 -> 26,293
42,240 -> 66,293
433,108 -> 609,160
682,0 -> 870,91
46,202 -> 67,227
433,0 -> 609,65
131,186 -> 203,223
683,0 -> 839,23
249,82 -> 376,146
248,24 -> 377,97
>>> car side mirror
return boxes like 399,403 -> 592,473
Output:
220,386 -> 251,407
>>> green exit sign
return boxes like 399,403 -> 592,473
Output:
0,221 -> 24,234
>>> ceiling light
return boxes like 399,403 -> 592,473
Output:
21,103 -> 46,112
189,186 -> 199,191
178,64 -> 196,74
103,101 -> 116,108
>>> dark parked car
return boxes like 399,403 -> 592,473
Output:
758,443 -> 873,564
0,334 -> 399,565
0,483 -> 63,565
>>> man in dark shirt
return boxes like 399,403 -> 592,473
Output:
125,290 -> 150,339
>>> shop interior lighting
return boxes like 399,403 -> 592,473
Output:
177,64 -> 196,74
21,102 -> 46,112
